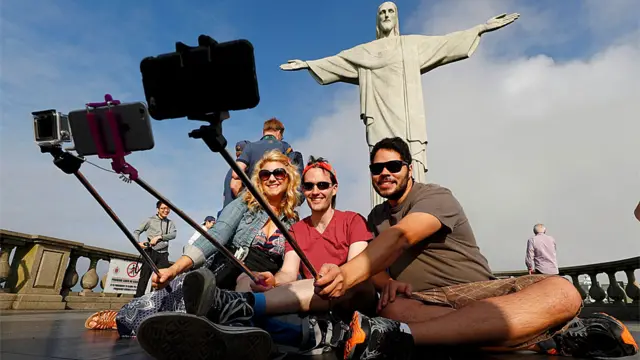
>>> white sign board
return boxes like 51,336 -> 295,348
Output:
103,258 -> 151,295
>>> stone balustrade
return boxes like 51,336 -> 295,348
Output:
1,228 -> 638,320
0,229 -> 141,310
494,256 -> 640,321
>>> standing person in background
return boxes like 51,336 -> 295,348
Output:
222,140 -> 250,209
187,216 -> 216,246
525,223 -> 558,275
133,201 -> 177,298
230,118 -> 304,197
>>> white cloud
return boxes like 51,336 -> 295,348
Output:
290,0 -> 640,273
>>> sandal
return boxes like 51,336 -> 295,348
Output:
84,310 -> 118,330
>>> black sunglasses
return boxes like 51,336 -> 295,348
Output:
258,168 -> 288,181
302,181 -> 333,191
369,160 -> 408,175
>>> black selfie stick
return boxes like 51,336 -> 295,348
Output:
187,112 -> 320,280
132,177 -> 264,284
41,145 -> 163,281
83,94 -> 264,285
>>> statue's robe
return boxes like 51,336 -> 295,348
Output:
305,28 -> 482,206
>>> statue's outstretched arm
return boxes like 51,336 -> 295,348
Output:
280,59 -> 309,71
480,13 -> 520,35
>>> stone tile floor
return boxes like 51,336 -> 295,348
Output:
0,310 -> 638,360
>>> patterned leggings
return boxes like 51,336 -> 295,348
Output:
115,273 -> 188,337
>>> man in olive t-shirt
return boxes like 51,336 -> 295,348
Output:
313,137 -> 636,360
368,182 -> 494,291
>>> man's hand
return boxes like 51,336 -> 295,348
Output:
483,13 -> 520,33
249,272 -> 276,292
280,59 -> 309,71
313,263 -> 346,299
151,267 -> 177,290
528,269 -> 533,275
138,242 -> 148,249
149,236 -> 161,246
378,279 -> 412,313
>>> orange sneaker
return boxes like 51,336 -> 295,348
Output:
343,311 -> 414,360
537,312 -> 638,358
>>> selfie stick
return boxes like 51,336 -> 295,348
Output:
187,112 -> 320,280
86,95 -> 263,285
41,145 -> 162,280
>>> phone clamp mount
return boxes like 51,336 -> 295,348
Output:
86,95 -> 139,182
187,111 -> 320,280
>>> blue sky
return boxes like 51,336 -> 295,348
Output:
1,0 -> 639,284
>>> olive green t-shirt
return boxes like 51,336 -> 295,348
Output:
367,183 -> 495,291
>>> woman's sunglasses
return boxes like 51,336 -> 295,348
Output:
369,160 -> 408,175
302,181 -> 333,191
258,168 -> 288,181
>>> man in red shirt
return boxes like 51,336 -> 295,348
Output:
136,156 -> 377,359
247,155 -> 372,288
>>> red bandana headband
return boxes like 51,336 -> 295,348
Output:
302,162 -> 338,184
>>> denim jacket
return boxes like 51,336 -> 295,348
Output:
183,196 -> 298,268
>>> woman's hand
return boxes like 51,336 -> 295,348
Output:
151,267 -> 178,290
249,272 -> 277,292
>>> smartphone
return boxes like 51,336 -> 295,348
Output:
68,102 -> 155,157
140,39 -> 260,120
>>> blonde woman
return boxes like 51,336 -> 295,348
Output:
86,149 -> 301,336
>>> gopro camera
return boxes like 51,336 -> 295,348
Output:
32,109 -> 72,147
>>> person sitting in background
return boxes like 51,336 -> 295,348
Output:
525,223 -> 558,275
187,216 -> 216,246
221,140 -> 250,210
231,118 -> 304,197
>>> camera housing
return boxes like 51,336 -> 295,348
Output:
139,36 -> 260,120
32,109 -> 72,147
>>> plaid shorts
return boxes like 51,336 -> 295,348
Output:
411,274 -> 579,347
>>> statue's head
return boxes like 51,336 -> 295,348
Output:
376,1 -> 400,39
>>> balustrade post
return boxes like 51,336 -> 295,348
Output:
605,272 -> 627,305
0,245 -> 16,292
80,257 -> 99,294
568,273 -> 587,301
60,253 -> 80,297
624,269 -> 640,304
588,273 -> 607,304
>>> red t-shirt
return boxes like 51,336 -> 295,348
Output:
286,210 -> 373,279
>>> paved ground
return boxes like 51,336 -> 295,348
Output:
0,311 -> 638,360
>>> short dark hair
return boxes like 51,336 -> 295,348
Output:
156,201 -> 167,209
304,156 -> 337,208
370,137 -> 412,164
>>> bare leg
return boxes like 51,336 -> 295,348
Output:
401,277 -> 581,347
380,298 -> 543,353
379,297 -> 454,323
261,279 -> 375,316
235,273 -> 253,292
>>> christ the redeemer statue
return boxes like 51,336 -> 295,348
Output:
280,1 -> 519,207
